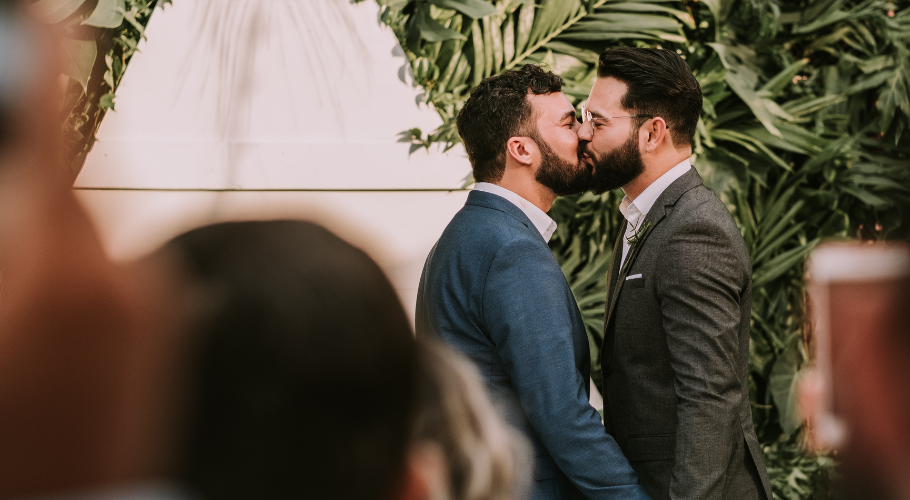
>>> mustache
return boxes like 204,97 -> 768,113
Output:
577,140 -> 590,159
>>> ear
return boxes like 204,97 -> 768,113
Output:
506,136 -> 535,166
642,117 -> 670,154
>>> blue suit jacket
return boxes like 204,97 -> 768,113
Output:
416,191 -> 649,500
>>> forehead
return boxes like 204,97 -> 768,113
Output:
526,91 -> 574,121
586,77 -> 628,115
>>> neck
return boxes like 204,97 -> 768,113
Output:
492,174 -> 556,213
622,151 -> 689,201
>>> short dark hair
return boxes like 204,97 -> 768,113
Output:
456,65 -> 564,183
167,220 -> 418,500
597,47 -> 702,149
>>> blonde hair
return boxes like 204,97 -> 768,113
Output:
411,341 -> 530,500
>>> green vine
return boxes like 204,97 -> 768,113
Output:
30,0 -> 169,178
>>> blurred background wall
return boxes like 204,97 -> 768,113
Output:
73,0 -> 472,321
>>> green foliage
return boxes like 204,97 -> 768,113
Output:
763,434 -> 837,500
379,0 -> 910,497
29,0 -> 168,177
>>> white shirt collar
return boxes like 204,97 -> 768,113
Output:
617,159 -> 692,270
473,182 -> 558,241
619,159 -> 692,226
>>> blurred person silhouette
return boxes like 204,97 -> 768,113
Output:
0,2 -> 424,498
408,340 -> 530,500
0,1 -> 192,497
800,243 -> 910,500
158,220 -> 419,500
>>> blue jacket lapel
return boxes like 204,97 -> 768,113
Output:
465,190 -> 545,244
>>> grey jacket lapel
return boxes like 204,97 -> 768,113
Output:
602,168 -> 706,340
601,223 -> 626,371
605,222 -> 625,314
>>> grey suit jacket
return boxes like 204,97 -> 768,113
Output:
601,168 -> 773,500
417,191 -> 650,500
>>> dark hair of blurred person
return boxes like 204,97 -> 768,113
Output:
408,341 -> 529,500
157,220 -> 419,500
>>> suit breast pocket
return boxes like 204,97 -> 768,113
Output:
624,274 -> 645,290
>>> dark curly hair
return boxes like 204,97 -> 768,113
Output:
456,65 -> 564,183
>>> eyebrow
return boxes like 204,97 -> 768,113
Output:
559,110 -> 576,122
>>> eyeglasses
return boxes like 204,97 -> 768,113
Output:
580,107 -> 656,135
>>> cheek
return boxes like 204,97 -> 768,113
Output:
587,132 -> 622,155
554,130 -> 580,155
597,128 -> 637,153
560,128 -> 579,146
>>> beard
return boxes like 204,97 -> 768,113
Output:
532,132 -> 593,196
584,132 -> 645,195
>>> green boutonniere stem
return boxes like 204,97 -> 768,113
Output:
627,221 -> 651,249
621,221 -> 652,275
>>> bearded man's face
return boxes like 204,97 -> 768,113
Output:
533,130 -> 593,196
582,128 -> 644,195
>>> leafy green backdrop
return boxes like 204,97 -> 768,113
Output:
375,0 -> 910,498
30,0 -> 167,178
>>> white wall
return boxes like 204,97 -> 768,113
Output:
74,0 -> 472,322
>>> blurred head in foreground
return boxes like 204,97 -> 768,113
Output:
0,2 -> 191,497
801,243 -> 910,499
409,341 -> 529,500
161,220 -> 419,500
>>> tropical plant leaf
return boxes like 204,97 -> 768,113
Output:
417,8 -> 466,42
429,0 -> 495,19
769,335 -> 805,436
60,37 -> 96,92
30,0 -> 86,24
82,0 -> 125,28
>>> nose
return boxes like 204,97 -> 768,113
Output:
576,119 -> 592,142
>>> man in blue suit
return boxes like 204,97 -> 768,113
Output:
416,65 -> 650,500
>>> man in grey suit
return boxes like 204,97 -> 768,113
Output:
577,47 -> 773,500
417,65 -> 650,500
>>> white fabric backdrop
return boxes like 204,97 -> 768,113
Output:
75,0 -> 473,321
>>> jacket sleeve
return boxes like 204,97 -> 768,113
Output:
654,217 -> 749,500
483,237 -> 650,500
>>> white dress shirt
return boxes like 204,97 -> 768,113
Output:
473,182 -> 558,242
618,159 -> 692,269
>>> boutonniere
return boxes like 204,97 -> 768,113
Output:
621,220 -> 652,274
626,221 -> 651,250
